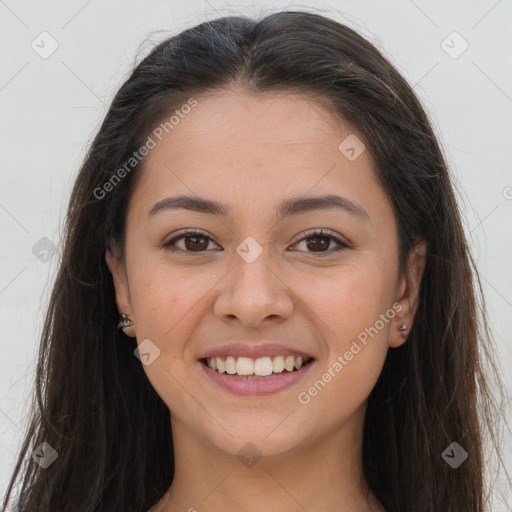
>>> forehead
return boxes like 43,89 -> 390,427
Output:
153,90 -> 350,157
128,89 -> 391,229
173,89 -> 342,143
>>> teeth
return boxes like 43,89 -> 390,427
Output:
284,356 -> 295,371
204,355 -> 311,376
254,357 -> 273,376
225,356 -> 237,374
236,357 -> 254,375
272,355 -> 285,373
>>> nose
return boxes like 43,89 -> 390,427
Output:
213,251 -> 294,328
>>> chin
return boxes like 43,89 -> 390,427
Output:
206,423 -> 306,461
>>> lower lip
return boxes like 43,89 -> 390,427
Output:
200,360 -> 315,396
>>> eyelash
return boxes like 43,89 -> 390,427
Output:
162,228 -> 351,257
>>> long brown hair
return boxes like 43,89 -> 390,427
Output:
3,9 -> 510,512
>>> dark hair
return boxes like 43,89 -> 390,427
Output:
3,9 -> 509,512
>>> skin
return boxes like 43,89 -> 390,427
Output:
106,87 -> 426,512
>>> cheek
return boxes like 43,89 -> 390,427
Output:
293,264 -> 394,415
131,272 -> 193,337
296,258 -> 394,346
126,263 -> 211,411
128,258 -> 225,355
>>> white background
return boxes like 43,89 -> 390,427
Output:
1,0 -> 511,509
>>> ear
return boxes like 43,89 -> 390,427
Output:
389,239 -> 427,348
105,248 -> 136,337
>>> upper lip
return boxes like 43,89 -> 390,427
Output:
198,341 -> 315,360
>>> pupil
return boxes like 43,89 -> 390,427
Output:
185,235 -> 208,251
307,235 -> 329,252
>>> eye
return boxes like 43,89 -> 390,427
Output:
291,229 -> 350,257
162,228 -> 351,256
163,229 -> 220,254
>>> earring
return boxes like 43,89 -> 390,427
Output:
118,313 -> 134,329
397,324 -> 407,331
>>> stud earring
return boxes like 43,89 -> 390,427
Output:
118,313 -> 134,329
397,324 -> 407,331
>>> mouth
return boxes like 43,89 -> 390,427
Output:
201,355 -> 314,379
199,355 -> 315,395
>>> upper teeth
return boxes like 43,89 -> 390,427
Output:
205,356 -> 310,376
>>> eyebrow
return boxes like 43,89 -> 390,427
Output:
147,194 -> 370,222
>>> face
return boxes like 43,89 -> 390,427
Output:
107,88 -> 425,459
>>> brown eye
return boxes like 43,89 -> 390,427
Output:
183,234 -> 209,252
292,229 -> 349,257
305,234 -> 331,252
163,229 -> 350,257
163,230 -> 219,253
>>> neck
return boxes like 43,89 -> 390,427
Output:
149,406 -> 386,512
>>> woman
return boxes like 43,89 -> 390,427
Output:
2,9 -> 509,512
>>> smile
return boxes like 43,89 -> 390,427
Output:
200,356 -> 315,395
203,355 -> 313,377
